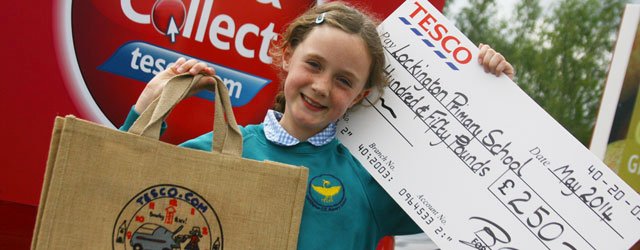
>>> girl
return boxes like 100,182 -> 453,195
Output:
122,2 -> 514,249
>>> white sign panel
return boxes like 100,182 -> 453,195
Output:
590,4 -> 640,159
338,1 -> 640,249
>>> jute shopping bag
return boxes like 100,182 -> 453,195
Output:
32,74 -> 308,250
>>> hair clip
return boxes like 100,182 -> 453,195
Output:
315,12 -> 326,24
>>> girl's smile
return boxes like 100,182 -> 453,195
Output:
300,93 -> 327,112
279,25 -> 372,141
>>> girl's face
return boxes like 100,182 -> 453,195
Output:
280,25 -> 371,139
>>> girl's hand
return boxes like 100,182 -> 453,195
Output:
134,58 -> 217,113
478,43 -> 515,80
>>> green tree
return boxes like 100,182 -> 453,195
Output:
447,0 -> 626,145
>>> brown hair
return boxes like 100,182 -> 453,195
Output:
269,1 -> 387,112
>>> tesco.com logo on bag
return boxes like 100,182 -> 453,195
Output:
60,0 -> 312,143
113,185 -> 223,250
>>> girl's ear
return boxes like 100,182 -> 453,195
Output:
282,46 -> 292,71
350,89 -> 371,107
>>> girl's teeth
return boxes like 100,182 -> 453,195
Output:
304,96 -> 324,108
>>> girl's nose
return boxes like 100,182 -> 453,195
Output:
311,75 -> 331,97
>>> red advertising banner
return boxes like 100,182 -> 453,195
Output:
1,0 -> 444,248
1,0 -> 444,208
2,0 -> 315,206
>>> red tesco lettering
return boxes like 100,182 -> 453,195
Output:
409,2 -> 472,64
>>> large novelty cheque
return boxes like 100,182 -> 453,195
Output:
338,1 -> 640,249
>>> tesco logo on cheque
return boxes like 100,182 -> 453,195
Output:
397,1 -> 472,71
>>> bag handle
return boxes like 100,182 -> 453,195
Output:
128,74 -> 243,156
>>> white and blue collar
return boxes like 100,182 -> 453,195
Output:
263,110 -> 336,146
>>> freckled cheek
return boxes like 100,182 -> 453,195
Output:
283,76 -> 302,94
331,94 -> 355,110
284,74 -> 311,91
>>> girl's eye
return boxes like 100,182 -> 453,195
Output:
306,61 -> 321,70
337,77 -> 352,87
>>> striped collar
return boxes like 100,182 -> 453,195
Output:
263,110 -> 336,146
